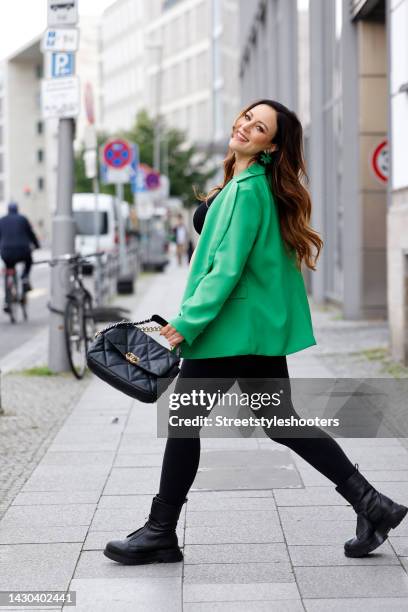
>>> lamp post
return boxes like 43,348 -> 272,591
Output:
146,42 -> 164,174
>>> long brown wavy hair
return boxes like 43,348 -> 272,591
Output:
197,99 -> 323,271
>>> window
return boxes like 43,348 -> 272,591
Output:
37,177 -> 44,191
37,149 -> 44,163
37,121 -> 43,135
0,153 -> 3,173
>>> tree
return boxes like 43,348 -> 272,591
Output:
74,110 -> 218,207
124,110 -> 217,207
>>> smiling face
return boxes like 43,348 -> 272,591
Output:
229,104 -> 279,159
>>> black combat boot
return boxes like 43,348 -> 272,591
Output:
104,495 -> 186,565
336,464 -> 408,558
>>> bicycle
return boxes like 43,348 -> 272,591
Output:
36,253 -> 100,379
2,262 -> 28,324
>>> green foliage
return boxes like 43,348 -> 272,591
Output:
20,366 -> 57,376
74,110 -> 217,207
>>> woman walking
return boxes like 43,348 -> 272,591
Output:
104,99 -> 407,565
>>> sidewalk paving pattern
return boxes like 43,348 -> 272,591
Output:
1,260 -> 408,611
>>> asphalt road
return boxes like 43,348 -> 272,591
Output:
0,254 -> 51,361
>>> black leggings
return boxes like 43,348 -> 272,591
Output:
159,355 -> 356,506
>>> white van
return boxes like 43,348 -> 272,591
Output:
73,193 -> 131,257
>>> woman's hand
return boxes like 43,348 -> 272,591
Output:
159,324 -> 185,349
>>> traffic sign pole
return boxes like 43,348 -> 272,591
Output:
48,118 -> 76,372
44,0 -> 78,373
115,183 -> 128,276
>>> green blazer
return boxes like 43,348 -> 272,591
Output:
169,162 -> 317,359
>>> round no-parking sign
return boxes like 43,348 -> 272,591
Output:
103,139 -> 132,170
371,140 -> 388,184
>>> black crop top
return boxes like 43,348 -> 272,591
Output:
193,189 -> 222,235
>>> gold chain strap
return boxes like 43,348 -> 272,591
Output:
94,319 -> 163,339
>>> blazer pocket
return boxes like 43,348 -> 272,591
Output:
227,280 -> 248,300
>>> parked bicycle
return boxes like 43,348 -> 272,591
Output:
36,253 -> 101,379
2,261 -> 28,324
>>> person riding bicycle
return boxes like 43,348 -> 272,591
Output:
0,202 -> 40,308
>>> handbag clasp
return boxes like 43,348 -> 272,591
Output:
125,352 -> 140,365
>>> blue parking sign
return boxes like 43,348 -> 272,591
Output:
51,52 -> 75,78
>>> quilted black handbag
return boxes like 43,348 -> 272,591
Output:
86,314 -> 181,403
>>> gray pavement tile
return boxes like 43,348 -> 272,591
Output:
358,470 -> 408,482
279,505 -> 352,522
0,525 -> 88,544
0,504 -> 95,528
70,577 -> 182,612
185,509 -> 279,527
0,542 -> 81,590
20,466 -> 109,492
90,506 -> 186,531
75,550 -> 182,578
368,482 -> 408,505
117,435 -> 167,453
185,521 -> 284,545
98,494 -> 159,508
304,598 -> 408,612
184,602 -> 304,612
103,467 -> 161,495
187,490 -> 273,500
200,438 -> 260,450
38,451 -> 115,466
183,562 -> 295,584
400,557 -> 408,572
389,536 -> 408,556
184,543 -> 290,565
83,527 -> 185,550
288,542 -> 398,566
295,566 -> 408,598
113,453 -> 164,467
274,487 -> 347,506
278,517 -> 356,546
329,437 -> 405,448
193,465 -> 302,490
187,495 -> 276,512
199,448 -> 295,468
11,491 -> 101,506
183,582 -> 300,602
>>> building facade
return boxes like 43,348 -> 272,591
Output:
0,16 -> 102,244
387,0 -> 408,363
101,0 -> 240,154
239,0 -> 391,322
0,37 -> 49,242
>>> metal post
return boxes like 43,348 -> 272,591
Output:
153,45 -> 163,173
48,118 -> 76,372
115,183 -> 128,276
93,175 -> 103,306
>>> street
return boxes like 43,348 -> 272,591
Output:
0,253 -> 50,361
0,258 -> 407,611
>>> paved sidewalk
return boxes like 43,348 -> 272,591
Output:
1,259 -> 408,611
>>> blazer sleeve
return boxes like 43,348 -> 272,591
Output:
168,181 -> 263,346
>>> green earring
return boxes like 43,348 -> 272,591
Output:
259,150 -> 273,165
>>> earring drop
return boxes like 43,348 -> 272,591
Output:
259,150 -> 273,165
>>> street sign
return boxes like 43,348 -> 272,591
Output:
100,141 -> 138,185
133,163 -> 161,192
51,52 -> 75,78
42,28 -> 79,52
84,82 -> 95,125
371,140 -> 389,184
48,0 -> 78,27
41,76 -> 80,119
103,139 -> 132,169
